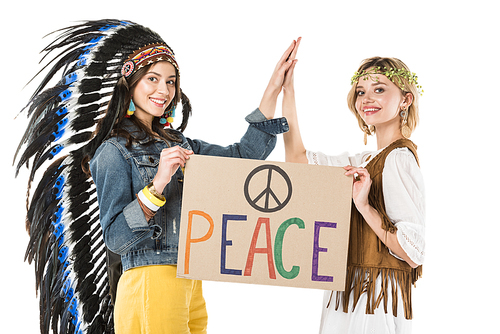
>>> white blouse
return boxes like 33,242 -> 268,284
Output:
306,147 -> 425,265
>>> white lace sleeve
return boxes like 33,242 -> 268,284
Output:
382,148 -> 426,265
306,150 -> 367,167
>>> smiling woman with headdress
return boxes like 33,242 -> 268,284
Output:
15,19 -> 299,334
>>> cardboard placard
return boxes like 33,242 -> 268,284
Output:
176,155 -> 352,290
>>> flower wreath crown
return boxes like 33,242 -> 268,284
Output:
351,66 -> 423,95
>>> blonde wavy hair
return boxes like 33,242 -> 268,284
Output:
347,57 -> 420,138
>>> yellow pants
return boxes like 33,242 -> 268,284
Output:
114,265 -> 207,334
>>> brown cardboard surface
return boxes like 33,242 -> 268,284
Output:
176,155 -> 352,290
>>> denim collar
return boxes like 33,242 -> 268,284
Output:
120,118 -> 164,145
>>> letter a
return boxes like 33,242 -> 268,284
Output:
244,217 -> 276,279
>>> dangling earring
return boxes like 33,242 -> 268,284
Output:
126,99 -> 136,118
400,107 -> 411,138
160,105 -> 176,127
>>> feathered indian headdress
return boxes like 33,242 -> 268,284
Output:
13,19 -> 191,334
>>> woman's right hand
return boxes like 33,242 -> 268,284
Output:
281,38 -> 307,164
268,37 -> 301,93
152,146 -> 193,193
259,37 -> 301,119
282,47 -> 298,94
343,165 -> 372,214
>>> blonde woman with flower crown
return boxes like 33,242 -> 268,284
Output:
282,44 -> 424,334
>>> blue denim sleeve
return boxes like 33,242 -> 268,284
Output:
89,141 -> 155,255
244,108 -> 289,135
188,108 -> 289,159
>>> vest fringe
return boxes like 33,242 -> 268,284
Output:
334,265 -> 418,320
330,139 -> 423,321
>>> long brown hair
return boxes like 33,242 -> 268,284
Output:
81,61 -> 187,174
106,63 -> 183,147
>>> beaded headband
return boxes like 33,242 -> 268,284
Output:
121,43 -> 179,78
351,66 -> 423,95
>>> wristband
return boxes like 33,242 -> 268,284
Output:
137,189 -> 161,211
147,182 -> 164,199
142,185 -> 166,207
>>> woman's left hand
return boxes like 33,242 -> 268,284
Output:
344,165 -> 372,213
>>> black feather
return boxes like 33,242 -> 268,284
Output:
15,19 -> 188,334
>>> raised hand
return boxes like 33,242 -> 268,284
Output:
259,37 -> 301,119
281,37 -> 307,163
283,38 -> 300,93
270,37 -> 301,91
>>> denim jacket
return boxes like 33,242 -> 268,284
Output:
90,109 -> 288,271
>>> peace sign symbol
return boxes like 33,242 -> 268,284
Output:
244,165 -> 293,213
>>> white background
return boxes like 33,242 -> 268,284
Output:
2,1 -> 498,333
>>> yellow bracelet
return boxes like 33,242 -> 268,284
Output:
142,185 -> 166,207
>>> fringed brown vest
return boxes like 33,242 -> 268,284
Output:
334,138 -> 422,320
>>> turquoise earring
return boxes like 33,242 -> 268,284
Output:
160,105 -> 175,126
126,99 -> 136,117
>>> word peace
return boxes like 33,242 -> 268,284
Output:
183,210 -> 337,282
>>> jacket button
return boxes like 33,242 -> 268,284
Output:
149,157 -> 154,163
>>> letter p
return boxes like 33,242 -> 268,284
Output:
184,210 -> 214,275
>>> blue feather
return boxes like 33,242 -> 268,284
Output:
58,89 -> 72,102
62,279 -> 73,301
56,107 -> 69,117
82,43 -> 98,51
50,144 -> 65,159
68,296 -> 79,319
52,222 -> 64,240
76,57 -> 87,67
64,73 -> 78,85
88,36 -> 104,44
53,175 -> 65,199
58,245 -> 69,263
